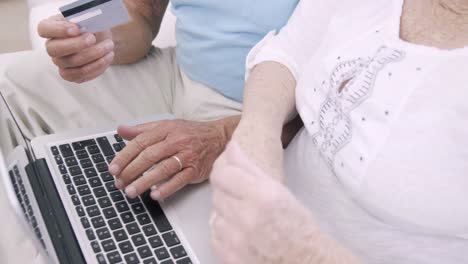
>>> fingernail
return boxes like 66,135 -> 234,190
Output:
151,190 -> 161,201
104,40 -> 114,51
85,34 -> 96,45
109,164 -> 120,175
105,52 -> 115,62
125,186 -> 137,198
67,26 -> 80,36
114,179 -> 124,190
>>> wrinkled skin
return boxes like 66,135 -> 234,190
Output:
109,119 -> 229,200
38,15 -> 114,83
210,142 -> 323,264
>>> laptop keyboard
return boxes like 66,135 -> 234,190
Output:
51,134 -> 192,264
8,164 -> 45,247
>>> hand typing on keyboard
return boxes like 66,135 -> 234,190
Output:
109,117 -> 240,200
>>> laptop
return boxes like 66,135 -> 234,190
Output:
0,89 -> 214,264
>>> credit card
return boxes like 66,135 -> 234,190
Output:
60,0 -> 130,33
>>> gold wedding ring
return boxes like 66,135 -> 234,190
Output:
171,155 -> 183,172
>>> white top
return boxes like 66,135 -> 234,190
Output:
247,0 -> 468,262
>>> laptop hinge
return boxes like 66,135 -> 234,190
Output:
26,158 -> 85,264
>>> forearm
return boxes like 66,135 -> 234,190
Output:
302,232 -> 361,264
241,61 -> 297,137
231,61 -> 297,179
112,0 -> 169,64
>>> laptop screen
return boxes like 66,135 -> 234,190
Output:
0,86 -> 33,158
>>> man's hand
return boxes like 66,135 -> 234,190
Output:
38,15 -> 115,83
109,117 -> 240,200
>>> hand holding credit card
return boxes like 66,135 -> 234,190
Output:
60,0 -> 130,33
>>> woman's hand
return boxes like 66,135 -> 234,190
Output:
109,117 -> 239,200
210,142 -> 361,264
210,142 -> 319,264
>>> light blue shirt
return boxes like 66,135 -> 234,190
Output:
171,0 -> 299,102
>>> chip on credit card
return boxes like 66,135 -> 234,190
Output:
60,0 -> 130,33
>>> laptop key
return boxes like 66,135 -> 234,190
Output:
113,143 -> 121,152
101,172 -> 114,182
106,155 -> 115,163
94,187 -> 107,198
102,239 -> 117,252
87,145 -> 100,154
86,205 -> 101,217
98,197 -> 112,208
124,253 -> 139,264
67,184 -> 76,195
51,146 -> 59,156
162,231 -> 181,247
106,251 -> 122,264
113,229 -> 128,242
118,240 -> 133,254
89,177 -> 103,187
76,149 -> 89,160
114,134 -> 123,142
73,175 -> 87,186
144,258 -> 159,264
126,222 -> 141,235
91,241 -> 102,253
85,229 -> 96,240
137,213 -> 151,225
111,191 -> 124,203
126,196 -> 140,204
132,234 -> 146,247
71,195 -> 81,205
92,153 -> 105,163
91,216 -> 106,228
121,212 -> 135,224
96,253 -> 106,264
76,206 -> 85,217
82,195 -> 96,206
131,203 -> 146,214
68,166 -> 82,176
108,218 -> 123,230
97,137 -> 115,156
31,216 -> 38,228
59,164 -> 68,175
80,159 -> 93,168
170,245 -> 187,259
65,156 -> 78,167
103,207 -> 117,219
155,247 -> 170,260
62,174 -> 71,184
116,201 -> 130,212
78,185 -> 91,196
59,144 -> 74,157
142,224 -> 157,237
144,201 -> 172,233
96,163 -> 108,172
84,168 -> 98,178
72,139 -> 96,151
96,227 -> 111,240
148,235 -> 163,248
54,155 -> 63,165
176,258 -> 192,264
81,217 -> 91,228
105,181 -> 118,192
138,245 -> 152,259
119,142 -> 126,149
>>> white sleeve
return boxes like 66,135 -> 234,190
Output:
246,0 -> 344,81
